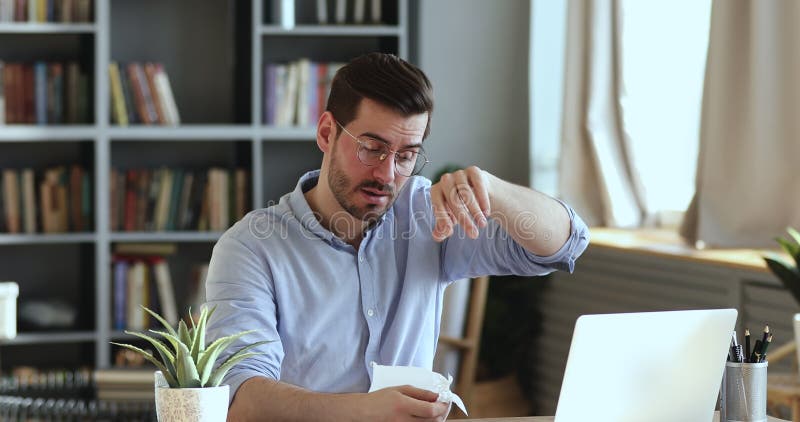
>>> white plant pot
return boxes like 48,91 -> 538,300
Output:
154,371 -> 229,422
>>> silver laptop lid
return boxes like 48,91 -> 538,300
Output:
555,309 -> 737,422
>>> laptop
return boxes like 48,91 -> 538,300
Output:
554,309 -> 737,422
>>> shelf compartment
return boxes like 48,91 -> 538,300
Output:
0,140 -> 94,168
261,34 -> 398,63
111,139 -> 251,170
108,242 -> 210,343
0,141 -> 95,234
0,33 -> 95,125
111,0 -> 251,124
0,243 -> 95,333
1,341 -> 95,371
264,0 -> 400,26
110,140 -> 251,232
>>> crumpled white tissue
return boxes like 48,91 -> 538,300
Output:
368,364 -> 468,415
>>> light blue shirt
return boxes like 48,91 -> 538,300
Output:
205,170 -> 589,402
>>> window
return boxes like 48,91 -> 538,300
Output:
531,0 -> 713,224
619,0 -> 712,218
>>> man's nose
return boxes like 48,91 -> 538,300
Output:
372,153 -> 396,184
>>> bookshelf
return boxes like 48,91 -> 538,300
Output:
0,0 -> 408,371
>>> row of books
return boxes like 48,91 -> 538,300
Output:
0,0 -> 92,23
0,165 -> 92,234
0,366 -> 93,398
0,366 -> 156,417
110,167 -> 248,233
93,368 -> 153,403
263,59 -> 344,126
109,61 -> 180,126
111,244 -> 207,331
0,396 -> 156,420
112,256 -> 177,332
279,0 -> 382,25
0,61 -> 91,125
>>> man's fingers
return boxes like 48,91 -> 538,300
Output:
432,199 -> 453,242
432,168 -> 492,241
395,384 -> 438,402
451,185 -> 479,238
466,166 -> 491,217
394,386 -> 449,419
458,183 -> 487,231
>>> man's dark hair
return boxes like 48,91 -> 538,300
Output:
326,52 -> 434,139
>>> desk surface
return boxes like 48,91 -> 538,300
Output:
460,412 -> 787,421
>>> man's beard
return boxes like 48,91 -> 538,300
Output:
328,152 -> 396,226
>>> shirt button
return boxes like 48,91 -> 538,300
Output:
359,255 -> 364,263
367,308 -> 375,317
370,361 -> 377,367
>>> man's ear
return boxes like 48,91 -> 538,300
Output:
316,111 -> 336,153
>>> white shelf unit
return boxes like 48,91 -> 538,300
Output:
0,0 -> 408,370
8,331 -> 97,345
0,233 -> 97,244
259,25 -> 403,36
0,23 -> 97,34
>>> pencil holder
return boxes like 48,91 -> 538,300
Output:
720,361 -> 768,422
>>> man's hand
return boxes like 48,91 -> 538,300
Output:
430,166 -> 492,242
227,378 -> 449,422
354,385 -> 450,422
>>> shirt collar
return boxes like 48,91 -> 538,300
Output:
286,170 -> 389,247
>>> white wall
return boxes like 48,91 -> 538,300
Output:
416,1 -> 530,185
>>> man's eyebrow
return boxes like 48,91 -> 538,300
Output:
360,131 -> 423,150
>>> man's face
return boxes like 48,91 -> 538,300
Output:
327,98 -> 428,224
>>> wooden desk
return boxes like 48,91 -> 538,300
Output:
460,412 -> 788,421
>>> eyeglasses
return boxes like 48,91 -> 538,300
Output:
334,119 -> 430,177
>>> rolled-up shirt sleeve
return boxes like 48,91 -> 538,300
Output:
205,230 -> 284,403
441,198 -> 590,282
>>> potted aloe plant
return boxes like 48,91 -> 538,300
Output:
112,305 -> 268,422
763,227 -> 800,370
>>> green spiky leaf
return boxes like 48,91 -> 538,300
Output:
178,319 -> 192,348
776,237 -> 800,259
788,227 -> 800,248
196,330 -> 260,384
199,340 -> 270,386
207,352 -> 263,387
765,256 -> 800,304
141,305 -> 177,337
190,307 -> 209,362
175,340 -> 201,388
765,227 -> 800,307
123,331 -> 177,381
149,329 -> 179,351
111,305 -> 270,389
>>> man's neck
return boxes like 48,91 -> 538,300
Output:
304,186 -> 367,249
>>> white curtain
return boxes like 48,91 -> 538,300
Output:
558,0 -> 645,228
681,0 -> 800,247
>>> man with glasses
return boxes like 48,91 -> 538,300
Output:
206,53 -> 589,421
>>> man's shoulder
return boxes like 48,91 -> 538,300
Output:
219,201 -> 295,247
